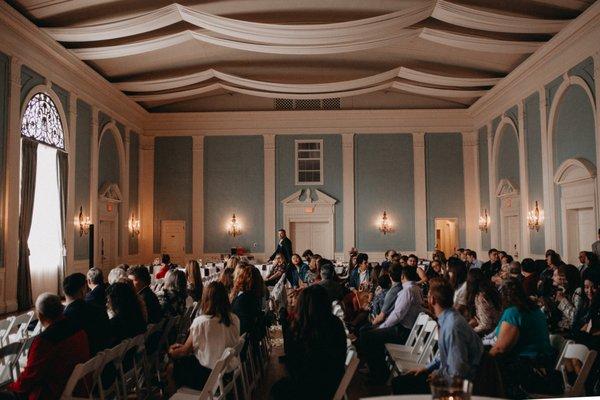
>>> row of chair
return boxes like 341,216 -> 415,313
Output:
384,312 -> 598,398
0,311 -> 39,347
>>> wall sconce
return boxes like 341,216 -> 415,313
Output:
527,201 -> 543,232
128,213 -> 140,237
227,213 -> 241,237
78,206 -> 90,237
478,209 -> 490,232
378,211 -> 394,235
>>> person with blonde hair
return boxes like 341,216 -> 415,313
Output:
230,264 -> 263,336
185,260 -> 203,302
226,255 -> 240,270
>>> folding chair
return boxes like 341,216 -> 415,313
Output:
0,318 -> 15,346
556,342 -> 598,397
385,312 -> 431,360
60,352 -> 106,400
231,335 -> 247,400
118,334 -> 146,400
333,348 -> 359,400
99,340 -> 130,400
6,312 -> 34,343
0,341 -> 23,387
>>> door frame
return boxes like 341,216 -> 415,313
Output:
497,178 -> 521,259
160,220 -> 186,263
434,217 -> 459,256
554,158 -> 597,263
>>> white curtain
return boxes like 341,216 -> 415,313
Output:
28,145 -> 61,300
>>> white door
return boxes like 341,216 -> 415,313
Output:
504,215 -> 520,259
161,220 -> 186,262
98,220 -> 115,276
566,207 -> 595,264
434,219 -> 458,257
290,221 -> 332,259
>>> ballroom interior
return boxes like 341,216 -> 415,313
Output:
0,0 -> 599,398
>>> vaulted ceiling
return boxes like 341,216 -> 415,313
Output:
7,0 -> 594,112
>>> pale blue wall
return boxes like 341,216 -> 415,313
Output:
0,53 -> 8,264
154,136 -> 193,253
74,100 -> 91,260
276,135 -> 343,253
496,124 -> 520,185
204,136 -> 264,253
98,131 -> 120,189
20,66 -> 44,103
425,133 -> 466,251
355,134 -> 415,251
524,93 -> 546,254
569,57 -> 595,95
478,127 -> 491,250
129,132 -> 139,255
51,83 -> 69,116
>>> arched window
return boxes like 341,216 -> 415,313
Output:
21,92 -> 65,149
20,92 -> 67,301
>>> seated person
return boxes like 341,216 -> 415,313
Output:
271,285 -> 347,400
360,266 -> 425,384
381,250 -> 397,272
63,273 -> 111,355
85,267 -> 107,309
371,274 -> 392,317
481,248 -> 501,279
128,265 -> 163,324
465,269 -> 501,335
348,253 -> 371,291
265,253 -> 288,286
520,258 -> 539,298
230,264 -> 263,337
552,264 -> 584,332
286,253 -> 308,288
305,254 -> 322,285
490,278 -> 558,398
392,278 -> 483,394
166,282 -> 240,394
2,293 -> 89,400
107,281 -> 147,346
371,262 -> 403,326
157,269 -> 188,317
317,263 -> 347,303
155,254 -> 174,279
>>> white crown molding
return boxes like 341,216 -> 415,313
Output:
143,109 -> 471,136
469,0 -> 600,128
0,2 -> 147,130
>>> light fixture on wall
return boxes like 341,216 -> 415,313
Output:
378,211 -> 394,235
128,213 -> 140,237
78,206 -> 91,237
478,209 -> 490,233
527,201 -> 543,232
227,213 -> 241,237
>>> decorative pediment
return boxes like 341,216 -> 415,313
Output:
496,178 -> 519,198
99,182 -> 122,203
281,188 -> 337,206
554,158 -> 596,185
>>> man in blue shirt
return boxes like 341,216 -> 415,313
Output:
392,277 -> 483,394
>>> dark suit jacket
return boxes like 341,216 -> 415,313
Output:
269,237 -> 292,262
64,299 -> 110,355
139,286 -> 163,324
85,284 -> 107,310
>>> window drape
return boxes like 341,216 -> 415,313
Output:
17,139 -> 37,310
57,151 -> 68,295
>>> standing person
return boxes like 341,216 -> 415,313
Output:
85,267 -> 107,310
392,278 -> 483,395
166,282 -> 240,394
271,285 -> 347,400
0,294 -> 90,400
128,265 -> 163,324
269,229 -> 292,262
592,229 -> 600,260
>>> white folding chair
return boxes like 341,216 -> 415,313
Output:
385,312 -> 431,359
556,342 -> 598,397
333,348 -> 359,400
170,348 -> 235,400
386,317 -> 437,374
0,341 -> 23,386
0,317 -> 15,346
118,334 -> 146,400
392,324 -> 439,373
60,352 -> 106,400
99,340 -> 130,400
231,335 -> 247,400
6,312 -> 34,343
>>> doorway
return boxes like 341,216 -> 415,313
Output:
502,215 -> 521,259
290,221 -> 332,259
566,208 -> 595,265
98,220 -> 116,275
434,218 -> 458,257
161,220 -> 186,263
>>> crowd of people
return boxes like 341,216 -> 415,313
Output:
2,227 -> 600,399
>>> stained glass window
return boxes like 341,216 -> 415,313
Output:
21,93 -> 65,150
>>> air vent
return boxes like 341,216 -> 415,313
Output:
274,98 -> 341,110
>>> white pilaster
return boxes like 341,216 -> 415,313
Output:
539,87 -> 557,250
192,135 -> 204,258
462,131 -> 480,252
2,56 -> 22,313
139,135 -> 155,261
342,133 -> 355,254
66,94 -> 77,274
487,123 -> 499,248
121,128 -> 130,261
517,101 -> 532,258
263,134 -> 276,261
413,132 -> 427,258
593,52 -> 600,226
90,107 -> 99,266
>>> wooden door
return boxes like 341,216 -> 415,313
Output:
161,220 -> 186,262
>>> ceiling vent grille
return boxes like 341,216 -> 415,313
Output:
274,98 -> 341,110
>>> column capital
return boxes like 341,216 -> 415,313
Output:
91,105 -> 99,126
139,134 -> 154,150
263,133 -> 275,150
9,56 -> 22,85
192,135 -> 204,151
68,94 -> 78,116
412,132 -> 425,147
342,133 -> 354,147
462,131 -> 479,146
